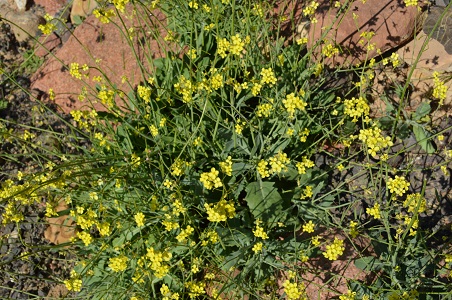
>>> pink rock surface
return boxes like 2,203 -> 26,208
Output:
31,7 -> 170,114
307,0 -> 426,66
34,32 -> 61,57
33,0 -> 67,16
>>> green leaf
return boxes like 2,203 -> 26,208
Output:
413,102 -> 431,120
354,256 -> 384,272
412,124 -> 436,154
245,181 -> 283,224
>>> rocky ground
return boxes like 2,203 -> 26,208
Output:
0,0 -> 451,299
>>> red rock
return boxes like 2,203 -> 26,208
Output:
33,0 -> 67,16
34,32 -> 61,57
302,0 -> 427,66
31,7 -> 171,114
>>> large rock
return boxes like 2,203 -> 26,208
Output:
305,0 -> 427,66
31,6 -> 170,113
32,0 -> 67,16
0,2 -> 44,41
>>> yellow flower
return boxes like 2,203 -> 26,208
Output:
404,0 -> 418,7
252,242 -> 263,253
432,71 -> 447,105
64,278 -> 82,292
69,63 -> 82,79
200,168 -> 222,190
109,255 -> 128,272
219,156 -> 233,176
188,0 -> 198,9
135,212 -> 145,227
176,225 -> 194,242
366,203 -> 381,219
302,220 -> 315,233
93,8 -> 115,24
323,238 -> 345,260
387,175 -> 410,196
344,97 -> 369,122
358,126 -> 393,158
253,220 -> 269,239
204,199 -> 235,222
283,279 -> 306,300
261,68 -> 277,85
282,92 -> 307,118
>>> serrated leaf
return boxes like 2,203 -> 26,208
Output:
245,181 -> 283,224
412,124 -> 436,154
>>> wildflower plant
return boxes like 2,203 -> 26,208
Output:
1,0 -> 452,299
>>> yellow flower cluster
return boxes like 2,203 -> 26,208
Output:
188,0 -> 198,9
160,284 -> 180,300
252,3 -> 264,17
349,221 -> 359,238
73,207 -> 97,230
283,279 -> 307,300
137,85 -> 151,103
387,175 -> 410,196
366,203 -> 381,220
110,0 -> 129,12
64,271 -> 82,292
296,156 -> 315,174
257,152 -> 291,178
38,14 -> 57,35
432,71 -> 447,105
174,75 -> 194,103
252,241 -> 263,253
204,199 -> 235,222
382,52 -> 401,68
201,230 -> 219,246
70,109 -> 97,130
135,212 -> 145,227
253,219 -> 269,239
256,103 -> 273,118
340,290 -> 357,300
303,1 -> 319,16
93,8 -> 115,24
98,88 -> 115,109
144,247 -> 172,278
268,151 -> 291,174
282,92 -> 307,118
108,255 -> 128,272
97,221 -> 110,236
209,72 -> 223,90
69,63 -> 82,80
404,0 -> 418,6
322,43 -> 339,58
251,82 -> 262,96
176,225 -> 194,242
219,156 -> 233,176
77,231 -> 93,246
302,220 -> 315,233
185,281 -> 206,298
344,97 -> 370,122
300,185 -> 313,199
170,158 -> 189,176
260,68 -> 277,86
216,34 -> 249,58
323,237 -> 345,260
403,193 -> 426,213
257,160 -> 270,178
358,126 -> 393,158
200,167 -> 222,190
